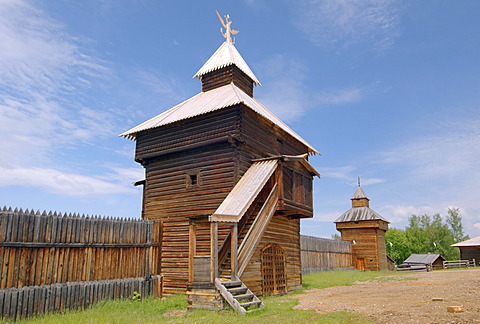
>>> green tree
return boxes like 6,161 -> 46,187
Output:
446,207 -> 469,243
385,228 -> 410,264
386,210 -> 466,264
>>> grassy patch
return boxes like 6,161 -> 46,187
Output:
301,270 -> 411,291
12,270 -> 412,324
12,294 -> 372,324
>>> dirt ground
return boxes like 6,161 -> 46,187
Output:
293,268 -> 480,323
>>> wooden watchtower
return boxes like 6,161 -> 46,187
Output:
121,13 -> 319,312
335,184 -> 389,271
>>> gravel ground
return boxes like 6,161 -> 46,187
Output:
293,268 -> 480,323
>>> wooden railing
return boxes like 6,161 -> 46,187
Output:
237,184 -> 278,277
443,259 -> 476,269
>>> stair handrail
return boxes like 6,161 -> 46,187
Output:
237,183 -> 278,277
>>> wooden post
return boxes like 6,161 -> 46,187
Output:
230,223 -> 238,280
188,223 -> 197,283
210,222 -> 218,282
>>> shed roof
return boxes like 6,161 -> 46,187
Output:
404,254 -> 445,264
193,41 -> 260,85
120,83 -> 318,154
210,159 -> 278,222
451,235 -> 480,247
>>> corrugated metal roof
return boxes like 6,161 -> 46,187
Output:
120,83 -> 319,155
210,159 -> 278,221
351,186 -> 369,200
193,41 -> 260,85
335,206 -> 389,223
451,235 -> 480,247
404,254 -> 445,264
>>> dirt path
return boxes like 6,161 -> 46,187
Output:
293,269 -> 480,323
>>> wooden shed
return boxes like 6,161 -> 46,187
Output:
335,184 -> 390,271
403,253 -> 446,270
452,236 -> 480,265
120,13 -> 318,313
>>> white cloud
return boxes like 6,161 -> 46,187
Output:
380,116 -> 480,182
255,55 -> 307,122
255,55 -> 365,121
293,0 -> 400,54
0,165 -> 140,196
0,1 -> 139,197
320,166 -> 384,186
376,115 -> 480,236
315,88 -> 363,105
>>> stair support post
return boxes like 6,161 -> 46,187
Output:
230,223 -> 238,280
210,221 -> 219,282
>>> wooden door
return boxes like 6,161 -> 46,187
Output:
261,244 -> 287,296
356,258 -> 366,271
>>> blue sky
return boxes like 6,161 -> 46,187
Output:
1,0 -> 479,239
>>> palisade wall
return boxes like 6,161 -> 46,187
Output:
0,207 -> 162,320
300,235 -> 353,273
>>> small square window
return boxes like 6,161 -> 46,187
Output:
189,174 -> 197,185
186,171 -> 201,188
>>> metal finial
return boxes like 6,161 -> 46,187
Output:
358,176 -> 361,187
216,10 -> 239,44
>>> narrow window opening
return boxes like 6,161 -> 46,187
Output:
277,138 -> 284,144
190,174 -> 197,185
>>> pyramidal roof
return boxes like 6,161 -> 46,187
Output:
120,83 -> 318,154
335,185 -> 388,223
335,206 -> 389,223
193,40 -> 261,85
351,186 -> 369,200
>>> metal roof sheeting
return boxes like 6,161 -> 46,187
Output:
210,159 -> 278,221
120,83 -> 318,154
404,254 -> 445,264
193,41 -> 260,85
451,235 -> 480,247
335,206 -> 389,223
351,186 -> 369,200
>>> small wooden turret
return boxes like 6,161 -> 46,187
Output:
335,182 -> 389,270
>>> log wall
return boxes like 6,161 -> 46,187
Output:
241,215 -> 302,296
300,235 -> 353,273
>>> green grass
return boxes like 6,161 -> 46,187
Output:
9,270 -> 408,324
301,269 -> 412,291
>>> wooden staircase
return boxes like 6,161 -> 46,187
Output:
188,160 -> 279,315
215,278 -> 264,314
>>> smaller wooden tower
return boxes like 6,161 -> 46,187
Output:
335,183 -> 389,271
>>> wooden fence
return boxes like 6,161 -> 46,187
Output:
0,206 -> 162,320
300,235 -> 353,274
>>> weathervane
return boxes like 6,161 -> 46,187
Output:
216,10 -> 239,44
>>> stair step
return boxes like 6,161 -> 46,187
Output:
227,287 -> 248,294
221,280 -> 242,288
240,300 -> 262,308
233,293 -> 253,300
